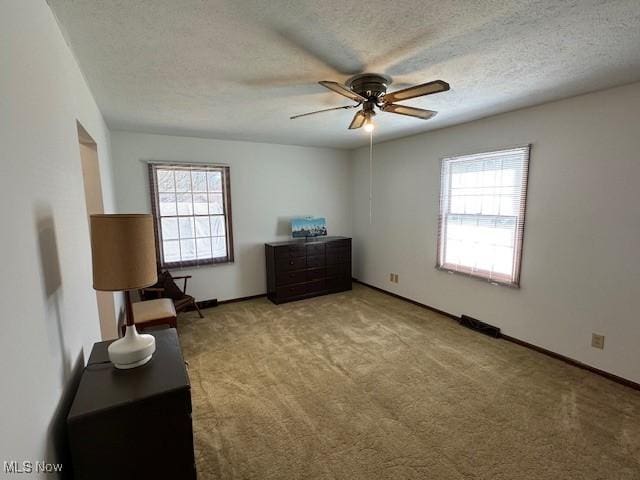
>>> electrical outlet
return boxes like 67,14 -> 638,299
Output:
591,333 -> 605,350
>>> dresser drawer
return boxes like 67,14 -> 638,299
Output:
327,249 -> 350,265
326,239 -> 351,251
274,244 -> 306,259
276,256 -> 306,271
306,243 -> 325,256
327,263 -> 351,278
327,277 -> 351,293
276,269 -> 307,286
277,283 -> 307,298
306,268 -> 326,281
306,255 -> 325,268
307,280 -> 325,293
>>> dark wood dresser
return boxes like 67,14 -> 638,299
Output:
67,329 -> 196,480
265,236 -> 352,304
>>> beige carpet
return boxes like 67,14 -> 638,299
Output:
178,284 -> 640,480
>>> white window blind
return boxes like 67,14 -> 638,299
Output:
437,145 -> 530,287
148,163 -> 234,268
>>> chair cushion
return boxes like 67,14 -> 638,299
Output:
132,298 -> 177,324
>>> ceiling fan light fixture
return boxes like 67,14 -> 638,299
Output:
363,117 -> 375,133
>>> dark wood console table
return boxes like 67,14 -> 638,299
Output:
67,328 -> 196,480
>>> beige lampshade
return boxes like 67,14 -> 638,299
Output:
90,214 -> 158,291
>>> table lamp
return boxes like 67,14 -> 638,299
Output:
90,214 -> 158,369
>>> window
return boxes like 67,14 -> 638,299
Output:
437,146 -> 530,287
148,163 -> 234,268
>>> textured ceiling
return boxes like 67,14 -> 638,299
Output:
49,0 -> 640,149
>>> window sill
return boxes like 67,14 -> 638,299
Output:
435,265 -> 520,289
161,258 -> 234,270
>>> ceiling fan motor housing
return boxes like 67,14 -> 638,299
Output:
346,74 -> 391,103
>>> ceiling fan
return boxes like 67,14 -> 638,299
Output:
290,74 -> 450,131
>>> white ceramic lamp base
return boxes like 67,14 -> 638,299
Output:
108,325 -> 156,369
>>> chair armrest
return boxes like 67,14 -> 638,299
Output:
140,286 -> 164,300
171,276 -> 191,293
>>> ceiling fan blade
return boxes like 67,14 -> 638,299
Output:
381,104 -> 437,120
348,110 -> 366,129
382,80 -> 449,103
319,81 -> 367,103
290,104 -> 358,120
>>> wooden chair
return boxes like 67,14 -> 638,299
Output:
140,273 -> 204,319
122,298 -> 177,336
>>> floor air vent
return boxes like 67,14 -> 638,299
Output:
196,299 -> 218,309
459,315 -> 501,338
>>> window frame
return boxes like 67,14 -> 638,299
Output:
148,162 -> 234,269
436,145 -> 531,288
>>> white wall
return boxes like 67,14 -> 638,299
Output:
352,82 -> 640,384
111,131 -> 352,302
0,1 -> 117,474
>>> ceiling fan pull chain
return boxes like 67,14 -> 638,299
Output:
369,129 -> 373,225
